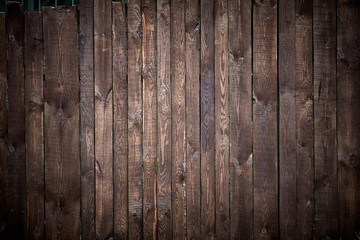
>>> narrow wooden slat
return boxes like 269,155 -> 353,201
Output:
337,0 -> 360,238
279,1 -> 296,239
185,0 -> 200,238
0,13 -> 8,239
157,0 -> 172,238
128,0 -> 143,238
141,0 -> 157,238
94,0 -> 113,238
214,0 -> 229,238
7,3 -> 26,238
295,0 -> 313,239
79,0 -> 95,238
25,11 -> 44,240
253,0 -> 278,239
313,0 -> 337,238
171,0 -> 186,239
113,2 -> 128,239
43,6 -> 80,239
228,0 -> 252,238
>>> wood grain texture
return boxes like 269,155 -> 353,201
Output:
7,3 -> 26,239
185,0 -> 200,238
25,12 -> 44,240
295,0 -> 313,239
79,0 -> 95,238
228,0 -> 253,238
200,0 -> 215,238
253,0 -> 278,239
171,0 -> 186,239
214,0 -> 229,238
128,0 -> 143,238
337,0 -> 360,238
113,2 -> 128,239
313,0 -> 338,239
157,0 -> 172,239
43,6 -> 80,239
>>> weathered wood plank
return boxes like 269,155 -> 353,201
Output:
337,0 -> 360,238
128,0 -> 143,238
43,6 -> 80,239
113,2 -> 128,239
313,0 -> 337,238
171,0 -> 186,239
228,0 -> 252,238
157,0 -> 172,238
7,2 -> 26,238
25,11 -> 44,240
79,0 -> 95,238
253,0 -> 278,239
185,0 -> 200,238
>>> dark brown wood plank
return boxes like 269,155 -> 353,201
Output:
0,12 -> 8,239
43,6 -> 80,239
128,0 -> 143,238
7,2 -> 26,238
279,1 -> 296,239
214,0 -> 229,238
253,0 -> 278,239
141,0 -> 157,238
313,0 -> 337,239
157,0 -> 172,238
337,0 -> 360,238
171,0 -> 186,239
113,2 -> 128,239
25,11 -> 44,240
185,0 -> 200,238
200,0 -> 215,238
295,0 -> 313,239
94,0 -> 113,238
79,0 -> 95,238
228,0 -> 252,238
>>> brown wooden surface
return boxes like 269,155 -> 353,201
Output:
113,2 -> 128,239
7,3 -> 26,239
314,0 -> 338,239
157,0 -> 172,239
128,0 -> 143,238
228,0 -> 253,238
25,11 -> 44,240
79,0 -> 95,238
43,6 -> 80,239
337,0 -> 360,238
253,0 -> 278,239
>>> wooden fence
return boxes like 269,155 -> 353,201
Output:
0,0 -> 359,239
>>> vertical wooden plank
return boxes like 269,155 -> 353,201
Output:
79,0 -> 95,238
185,0 -> 200,238
313,0 -> 337,238
337,0 -> 360,238
94,0 -> 113,238
7,2 -> 26,238
43,6 -> 80,239
128,0 -> 143,238
214,0 -> 229,238
0,12 -> 8,239
228,0 -> 252,238
253,0 -> 278,239
141,0 -> 157,238
279,1 -> 296,239
295,0 -> 313,239
157,0 -> 172,238
25,11 -> 44,240
171,0 -> 186,239
200,0 -> 215,238
113,2 -> 128,239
